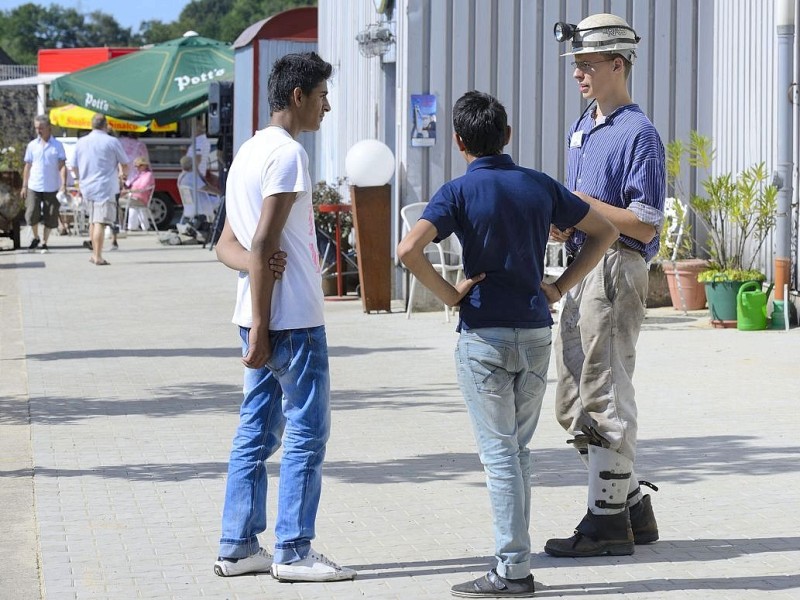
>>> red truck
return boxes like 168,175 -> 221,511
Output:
58,136 -> 216,229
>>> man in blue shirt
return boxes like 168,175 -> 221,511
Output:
21,115 -> 67,253
545,13 -> 666,558
398,91 -> 617,598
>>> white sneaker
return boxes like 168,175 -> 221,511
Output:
214,547 -> 273,577
271,548 -> 357,582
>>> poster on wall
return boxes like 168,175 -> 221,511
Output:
410,94 -> 436,147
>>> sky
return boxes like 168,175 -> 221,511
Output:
0,0 -> 187,31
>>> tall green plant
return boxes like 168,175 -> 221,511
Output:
667,132 -> 777,276
658,135 -> 697,261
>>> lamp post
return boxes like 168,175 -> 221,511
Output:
345,139 -> 395,313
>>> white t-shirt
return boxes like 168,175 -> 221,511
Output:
226,126 -> 323,330
73,130 -> 128,204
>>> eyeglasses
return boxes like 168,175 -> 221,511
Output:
571,58 -> 615,72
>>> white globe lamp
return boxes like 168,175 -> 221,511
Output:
345,139 -> 395,187
344,139 -> 395,313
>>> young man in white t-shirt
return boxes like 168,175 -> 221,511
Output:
213,52 -> 356,583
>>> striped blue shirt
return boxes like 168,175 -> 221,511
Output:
565,103 -> 665,262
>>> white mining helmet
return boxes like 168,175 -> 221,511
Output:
554,13 -> 640,64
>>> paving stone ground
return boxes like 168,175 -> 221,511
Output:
1,232 -> 799,600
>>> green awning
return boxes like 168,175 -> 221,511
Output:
50,35 -> 234,125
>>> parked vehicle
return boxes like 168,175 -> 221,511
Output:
58,136 -> 217,230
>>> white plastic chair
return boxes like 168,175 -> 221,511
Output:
58,188 -> 86,236
179,183 -> 220,222
400,202 -> 464,322
120,185 -> 157,232
544,240 -> 568,313
544,240 -> 568,279
178,185 -> 197,220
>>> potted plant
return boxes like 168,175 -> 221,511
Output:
657,137 -> 709,311
672,132 -> 777,327
0,141 -> 25,250
657,198 -> 709,312
312,178 -> 354,295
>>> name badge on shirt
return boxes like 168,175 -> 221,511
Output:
570,131 -> 584,148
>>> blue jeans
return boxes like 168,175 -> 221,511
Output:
219,325 -> 331,564
455,327 -> 552,580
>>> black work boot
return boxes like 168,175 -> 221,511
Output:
629,494 -> 659,544
544,509 -> 634,557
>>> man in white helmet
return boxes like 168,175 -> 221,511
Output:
545,13 -> 665,558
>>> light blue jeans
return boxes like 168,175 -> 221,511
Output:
218,325 -> 331,564
455,326 -> 552,580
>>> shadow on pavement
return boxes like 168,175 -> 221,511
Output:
0,382 -> 242,425
347,555 -> 494,579
22,345 -> 422,361
536,573 -> 800,595
0,461 -> 228,482
3,438 -> 799,489
321,434 -> 800,486
535,435 -> 800,485
0,261 -> 46,269
344,541 -> 800,581
24,347 -> 240,361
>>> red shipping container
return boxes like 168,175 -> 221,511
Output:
38,47 -> 139,74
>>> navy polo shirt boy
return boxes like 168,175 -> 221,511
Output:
422,153 -> 589,330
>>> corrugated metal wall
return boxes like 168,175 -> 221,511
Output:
398,0 -> 712,192
317,1 -> 386,188
712,0 -> 778,279
319,0 -> 799,286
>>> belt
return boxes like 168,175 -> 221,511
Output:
566,240 -> 643,265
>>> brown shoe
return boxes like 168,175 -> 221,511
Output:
544,510 -> 634,557
629,494 -> 659,544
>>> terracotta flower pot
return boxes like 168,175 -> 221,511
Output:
662,259 -> 709,311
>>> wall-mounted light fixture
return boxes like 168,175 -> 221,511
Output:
355,23 -> 395,58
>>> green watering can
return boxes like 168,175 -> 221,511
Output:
736,281 -> 774,331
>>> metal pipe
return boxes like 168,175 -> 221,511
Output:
775,0 -> 795,297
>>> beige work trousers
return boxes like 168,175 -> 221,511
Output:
554,243 -> 648,461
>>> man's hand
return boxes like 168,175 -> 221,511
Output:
242,325 -> 271,369
269,251 -> 287,280
550,225 -> 574,243
450,272 -> 486,306
541,281 -> 562,305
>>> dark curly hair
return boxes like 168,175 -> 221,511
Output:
268,52 -> 332,113
452,91 -> 508,157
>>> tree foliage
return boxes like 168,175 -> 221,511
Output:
0,3 -> 137,64
0,0 -> 315,64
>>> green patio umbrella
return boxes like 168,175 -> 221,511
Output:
49,34 -> 233,125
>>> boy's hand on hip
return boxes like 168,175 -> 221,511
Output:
451,273 -> 486,305
550,225 -> 573,243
